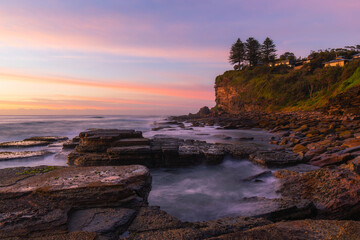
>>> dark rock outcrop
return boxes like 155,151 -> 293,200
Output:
67,129 -> 225,167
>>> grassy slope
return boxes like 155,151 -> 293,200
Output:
215,63 -> 360,112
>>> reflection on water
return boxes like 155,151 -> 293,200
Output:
149,156 -> 279,222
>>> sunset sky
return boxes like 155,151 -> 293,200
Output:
0,0 -> 359,115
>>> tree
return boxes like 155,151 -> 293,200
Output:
261,37 -> 277,64
245,37 -> 261,66
280,52 -> 296,61
229,38 -> 245,70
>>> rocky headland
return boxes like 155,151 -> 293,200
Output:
2,63 -> 360,239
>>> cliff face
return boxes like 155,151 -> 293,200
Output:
214,71 -> 266,114
215,82 -> 262,114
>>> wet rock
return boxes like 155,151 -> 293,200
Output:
68,129 -> 225,168
245,198 -> 316,222
68,208 -> 136,239
107,146 -> 155,166
0,136 -> 68,148
224,144 -> 259,158
249,151 -> 303,167
62,137 -> 80,150
0,140 -> 52,148
197,106 -> 211,116
0,165 -> 151,239
128,206 -> 184,233
242,171 -> 272,182
284,164 -> 320,173
214,219 -> 360,240
122,216 -> 271,240
0,150 -> 52,161
24,136 -> 69,142
309,152 -> 354,167
237,137 -> 254,141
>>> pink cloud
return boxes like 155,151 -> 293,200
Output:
0,9 -> 227,62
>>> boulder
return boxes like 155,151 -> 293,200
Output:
275,164 -> 360,219
249,151 -> 303,167
309,152 -> 354,167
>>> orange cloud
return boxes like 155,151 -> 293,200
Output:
0,70 -> 214,101
0,99 -> 150,111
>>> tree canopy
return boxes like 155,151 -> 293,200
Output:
261,37 -> 276,63
229,38 -> 245,70
245,37 -> 261,66
280,52 -> 296,61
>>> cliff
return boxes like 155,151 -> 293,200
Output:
214,62 -> 360,115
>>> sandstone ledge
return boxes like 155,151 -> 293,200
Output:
0,165 -> 151,239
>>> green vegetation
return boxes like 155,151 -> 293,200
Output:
16,166 -> 56,175
216,59 -> 360,111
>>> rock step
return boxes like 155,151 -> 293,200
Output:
112,138 -> 150,147
0,150 -> 52,161
0,165 -> 151,239
68,129 -> 226,168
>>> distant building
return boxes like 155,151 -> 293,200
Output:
353,53 -> 360,60
271,59 -> 295,67
303,56 -> 313,64
324,56 -> 350,67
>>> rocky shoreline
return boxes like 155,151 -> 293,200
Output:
1,111 -> 360,239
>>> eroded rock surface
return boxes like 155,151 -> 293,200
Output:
0,150 -> 52,161
0,165 -> 151,239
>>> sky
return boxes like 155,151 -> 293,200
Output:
0,0 -> 359,115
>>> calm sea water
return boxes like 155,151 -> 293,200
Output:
0,115 -> 278,221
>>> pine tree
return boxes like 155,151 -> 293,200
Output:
245,37 -> 261,66
261,37 -> 277,64
229,38 -> 245,70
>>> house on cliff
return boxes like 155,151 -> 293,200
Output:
324,56 -> 350,67
353,53 -> 360,60
269,59 -> 295,67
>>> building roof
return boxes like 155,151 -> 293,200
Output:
324,58 -> 350,64
353,53 -> 360,57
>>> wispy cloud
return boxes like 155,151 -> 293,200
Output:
0,69 -> 214,101
0,9 -> 227,62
